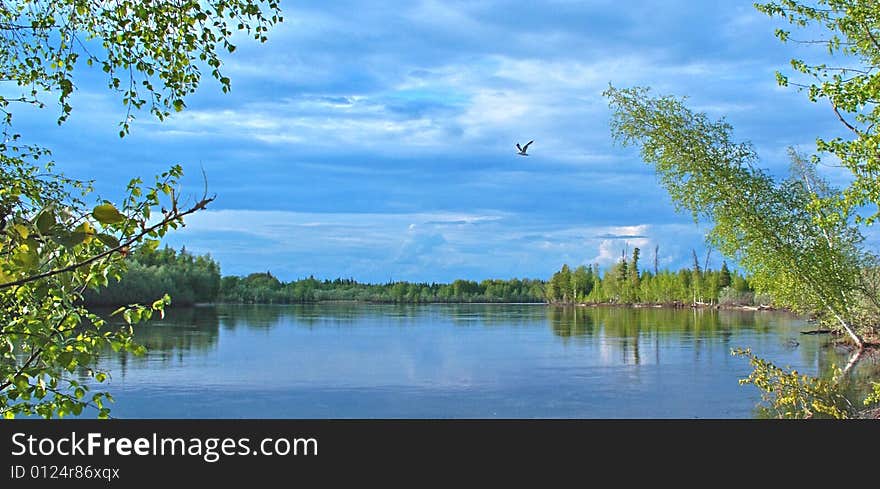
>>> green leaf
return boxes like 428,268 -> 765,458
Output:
73,222 -> 95,244
12,224 -> 29,239
143,239 -> 160,252
13,249 -> 38,269
92,203 -> 126,225
13,375 -> 29,390
0,267 -> 12,284
97,233 -> 121,248
36,209 -> 56,234
57,351 -> 75,369
52,231 -> 87,248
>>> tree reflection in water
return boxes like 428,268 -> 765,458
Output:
99,304 -> 872,393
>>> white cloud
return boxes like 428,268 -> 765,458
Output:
405,0 -> 484,33
144,94 -> 452,151
135,49 -> 766,166
593,239 -> 623,266
165,209 -> 711,281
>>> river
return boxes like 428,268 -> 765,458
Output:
91,303 -> 871,418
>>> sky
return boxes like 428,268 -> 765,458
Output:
11,0 -> 861,282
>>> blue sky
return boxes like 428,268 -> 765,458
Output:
14,0 -> 860,282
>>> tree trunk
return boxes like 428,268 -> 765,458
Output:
841,347 -> 864,376
827,305 -> 864,349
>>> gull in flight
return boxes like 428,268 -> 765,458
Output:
516,140 -> 533,156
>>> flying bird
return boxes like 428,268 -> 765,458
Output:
516,140 -> 533,156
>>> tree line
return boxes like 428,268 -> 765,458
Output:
218,274 -> 548,304
82,245 -> 548,305
83,246 -> 221,307
85,244 -> 763,307
545,247 -> 762,306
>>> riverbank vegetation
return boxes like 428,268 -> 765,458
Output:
219,274 -> 546,304
82,247 -> 546,304
604,89 -> 880,347
604,0 -> 880,417
84,244 -> 766,307
83,246 -> 221,307
544,254 -> 764,307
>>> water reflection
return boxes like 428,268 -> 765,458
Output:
546,306 -> 810,365
104,307 -> 220,377
547,306 -> 784,338
135,307 -> 221,352
92,303 -> 877,418
118,304 -> 860,373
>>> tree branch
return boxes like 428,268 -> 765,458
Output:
832,103 -> 862,136
862,21 -> 880,53
0,196 -> 214,291
0,310 -> 71,392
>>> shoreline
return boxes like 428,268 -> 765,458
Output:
175,300 -> 783,312
558,301 -> 782,312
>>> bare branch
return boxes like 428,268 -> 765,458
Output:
832,103 -> 862,135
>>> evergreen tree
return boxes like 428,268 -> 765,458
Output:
631,247 -> 641,285
617,252 -> 629,285
719,261 -> 732,288
557,265 -> 572,302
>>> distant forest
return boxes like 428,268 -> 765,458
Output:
83,246 -> 761,307
83,246 -> 221,306
544,247 -> 761,306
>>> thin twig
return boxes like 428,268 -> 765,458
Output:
832,103 -> 862,135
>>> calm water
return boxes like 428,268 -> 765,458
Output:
90,304 -> 877,418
